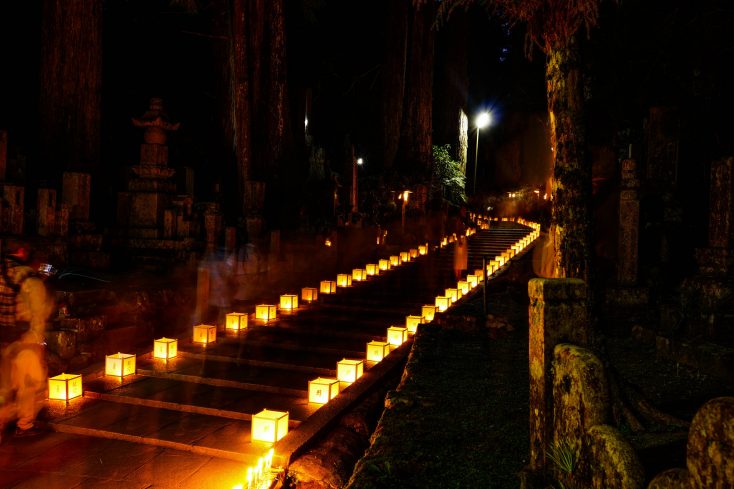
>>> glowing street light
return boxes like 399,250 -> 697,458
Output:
399,190 -> 412,234
474,111 -> 491,195
357,158 -> 363,165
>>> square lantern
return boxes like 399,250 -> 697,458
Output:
308,377 -> 340,404
226,312 -> 248,332
48,373 -> 82,401
400,251 -> 410,262
475,268 -> 485,281
251,409 -> 289,443
366,264 -> 379,276
379,259 -> 390,271
302,287 -> 318,303
445,288 -> 458,303
409,249 -> 419,259
256,304 -> 277,321
320,280 -> 337,294
405,315 -> 422,334
352,269 -> 366,282
389,255 -> 400,267
154,337 -> 178,359
366,340 -> 391,362
280,294 -> 299,310
467,275 -> 478,288
422,305 -> 436,322
458,280 -> 469,295
418,244 -> 428,255
435,296 -> 450,312
387,326 -> 408,346
337,359 -> 364,384
105,353 -> 136,377
193,324 -> 217,344
336,274 -> 352,287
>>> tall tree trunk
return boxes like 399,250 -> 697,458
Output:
397,0 -> 435,178
39,0 -> 102,177
247,0 -> 266,179
380,0 -> 409,171
266,0 -> 291,177
546,35 -> 591,282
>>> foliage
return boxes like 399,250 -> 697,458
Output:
547,439 -> 578,489
431,144 -> 466,208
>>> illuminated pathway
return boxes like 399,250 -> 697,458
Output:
28,219 -> 536,488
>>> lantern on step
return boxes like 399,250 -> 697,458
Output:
366,264 -> 378,276
280,294 -> 298,310
251,409 -> 289,443
409,249 -> 418,259
301,287 -> 318,303
337,359 -> 364,384
320,280 -> 337,294
390,255 -> 400,267
226,312 -> 248,332
105,353 -> 136,377
352,269 -> 366,282
48,373 -> 82,401
400,251 -> 409,263
308,377 -> 340,404
435,296 -> 449,312
193,324 -> 217,344
458,280 -> 469,295
256,304 -> 277,321
405,315 -> 422,334
422,305 -> 436,322
379,259 -> 389,271
387,326 -> 408,346
467,275 -> 478,288
445,288 -> 458,303
441,237 -> 448,247
418,244 -> 428,255
154,337 -> 178,359
366,340 -> 391,362
474,268 -> 484,281
336,274 -> 352,287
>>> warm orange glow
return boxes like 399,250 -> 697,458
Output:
325,239 -> 332,247
418,244 -> 428,255
337,359 -> 364,384
458,280 -> 469,295
387,326 -> 408,346
405,315 -> 422,334
256,304 -> 277,321
320,280 -> 337,294
379,259 -> 390,271
445,288 -> 458,303
226,312 -> 248,331
193,324 -> 217,344
467,275 -> 478,287
280,294 -> 299,310
435,296 -> 449,312
409,248 -> 418,259
366,263 -> 379,276
422,305 -> 436,322
366,340 -> 390,362
389,255 -> 400,267
308,377 -> 340,404
441,237 -> 448,247
400,251 -> 410,263
48,373 -> 82,401
251,409 -> 289,443
336,274 -> 352,287
352,268 -> 366,281
302,287 -> 318,302
105,353 -> 136,377
154,337 -> 178,359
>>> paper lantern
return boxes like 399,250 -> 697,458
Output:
421,305 -> 436,322
226,312 -> 248,332
445,288 -> 458,303
366,340 -> 391,362
105,353 -> 136,377
320,280 -> 337,294
458,280 -> 469,295
435,296 -> 450,312
48,373 -> 82,401
366,264 -> 379,276
409,249 -> 418,259
387,326 -> 408,346
352,269 -> 366,281
193,324 -> 217,344
308,377 -> 340,404
418,244 -> 428,255
336,274 -> 352,287
400,251 -> 409,263
154,337 -> 178,359
389,255 -> 400,267
467,275 -> 478,288
251,409 -> 289,443
302,287 -> 318,302
405,315 -> 422,334
379,259 -> 389,271
256,304 -> 277,321
280,294 -> 299,310
441,237 -> 448,247
337,359 -> 364,384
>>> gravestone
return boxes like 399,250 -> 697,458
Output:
37,188 -> 57,236
1,184 -> 24,234
618,158 -> 640,285
62,172 -> 91,223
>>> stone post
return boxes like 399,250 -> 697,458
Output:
62,171 -> 91,222
0,130 -> 7,180
37,188 -> 57,237
2,184 -> 24,234
528,278 -> 588,472
617,158 -> 640,285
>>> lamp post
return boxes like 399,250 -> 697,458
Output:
473,111 -> 491,195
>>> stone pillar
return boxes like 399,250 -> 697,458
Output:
62,171 -> 91,222
37,188 -> 57,237
0,130 -> 7,180
528,278 -> 588,472
2,184 -> 24,234
617,158 -> 640,285
224,226 -> 237,255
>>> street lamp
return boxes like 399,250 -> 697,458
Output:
399,190 -> 412,234
474,111 -> 491,195
357,158 -> 363,165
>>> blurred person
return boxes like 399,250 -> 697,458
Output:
0,239 -> 53,442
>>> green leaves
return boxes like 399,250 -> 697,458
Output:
432,144 -> 467,207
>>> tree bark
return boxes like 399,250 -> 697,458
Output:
380,0 -> 409,171
265,0 -> 291,178
39,0 -> 102,176
546,35 -> 591,282
228,0 -> 251,215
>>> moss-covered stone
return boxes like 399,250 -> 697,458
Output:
581,424 -> 644,489
647,468 -> 689,489
687,397 -> 734,488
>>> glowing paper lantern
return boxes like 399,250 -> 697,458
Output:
256,304 -> 277,321
390,255 -> 400,267
320,280 -> 337,294
280,294 -> 298,310
366,264 -> 379,276
435,296 -> 450,312
105,353 -> 136,377
366,341 -> 391,362
458,280 -> 469,295
226,312 -> 248,332
193,324 -> 217,344
154,337 -> 178,359
48,373 -> 82,401
352,269 -> 366,281
308,377 -> 340,404
467,275 -> 478,288
251,409 -> 289,443
409,249 -> 419,259
445,288 -> 458,303
337,359 -> 364,384
379,259 -> 389,271
302,287 -> 318,302
421,305 -> 436,322
405,315 -> 422,334
441,237 -> 448,247
418,245 -> 428,255
387,326 -> 408,346
336,274 -> 352,287
400,251 -> 409,263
